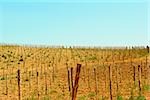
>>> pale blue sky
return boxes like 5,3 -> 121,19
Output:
0,0 -> 149,46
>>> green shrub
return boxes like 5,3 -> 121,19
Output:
78,95 -> 87,100
117,96 -> 123,100
87,92 -> 96,98
143,85 -> 150,91
136,96 -> 146,100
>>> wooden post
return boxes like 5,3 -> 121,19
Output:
52,57 -> 55,83
145,56 -> 148,85
104,65 -> 107,93
72,64 -> 81,100
82,66 -> 86,83
37,71 -> 40,100
71,67 -> 74,91
67,67 -> 71,92
116,66 -> 119,95
109,65 -> 112,100
5,67 -> 8,95
2,68 -> 5,94
133,66 -> 136,86
138,65 -> 142,95
94,68 -> 98,97
87,68 -> 91,91
44,65 -> 48,95
17,69 -> 21,100
29,71 -> 31,91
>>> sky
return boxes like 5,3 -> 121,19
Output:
0,0 -> 149,46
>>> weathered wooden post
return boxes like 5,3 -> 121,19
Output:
116,65 -> 119,95
29,71 -> 31,91
138,65 -> 142,95
5,67 -> 8,95
67,67 -> 71,92
44,65 -> 48,95
133,66 -> 136,86
71,67 -> 74,91
94,68 -> 98,97
72,64 -> 81,100
87,68 -> 91,91
109,65 -> 112,100
37,71 -> 40,100
17,69 -> 21,100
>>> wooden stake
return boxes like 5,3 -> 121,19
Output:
72,64 -> 81,100
109,65 -> 112,100
94,68 -> 98,97
87,68 -> 91,91
17,69 -> 21,100
138,65 -> 142,95
67,67 -> 71,92
71,67 -> 74,92
37,71 -> 40,100
133,66 -> 136,86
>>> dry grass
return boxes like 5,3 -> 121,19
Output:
0,45 -> 149,100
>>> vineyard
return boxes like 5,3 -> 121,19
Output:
0,45 -> 149,100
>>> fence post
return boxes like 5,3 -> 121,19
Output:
94,68 -> 98,97
109,65 -> 112,100
71,67 -> 74,91
67,67 -> 71,92
17,69 -> 21,100
72,64 -> 81,100
138,65 -> 142,96
133,66 -> 136,86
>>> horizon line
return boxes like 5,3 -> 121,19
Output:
0,42 -> 149,48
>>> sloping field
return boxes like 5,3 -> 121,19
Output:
0,45 -> 149,100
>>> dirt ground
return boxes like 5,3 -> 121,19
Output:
0,45 -> 149,100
